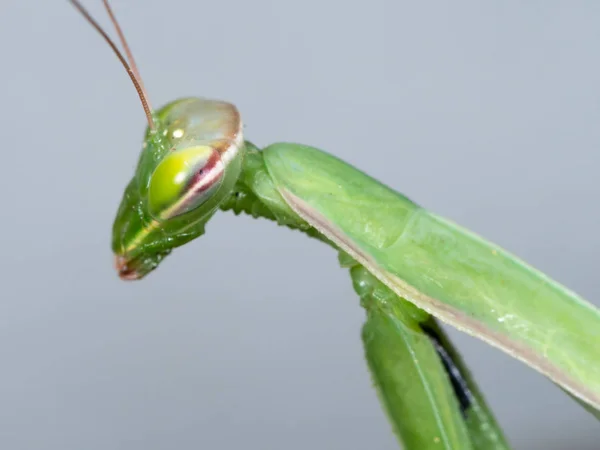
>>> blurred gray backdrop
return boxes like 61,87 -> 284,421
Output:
1,1 -> 599,449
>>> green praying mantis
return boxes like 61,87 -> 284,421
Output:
69,1 -> 600,449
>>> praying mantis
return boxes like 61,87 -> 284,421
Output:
69,1 -> 600,449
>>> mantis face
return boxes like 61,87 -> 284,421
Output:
112,98 -> 244,280
66,2 -> 245,280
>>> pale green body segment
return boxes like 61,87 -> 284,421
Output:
261,143 -> 600,411
222,143 -> 511,448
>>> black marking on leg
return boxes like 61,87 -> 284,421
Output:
422,326 -> 473,416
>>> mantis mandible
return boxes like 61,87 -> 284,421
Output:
69,1 -> 600,448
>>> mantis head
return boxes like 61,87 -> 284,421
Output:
112,98 -> 244,279
70,0 -> 245,280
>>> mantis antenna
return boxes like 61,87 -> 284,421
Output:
68,0 -> 156,131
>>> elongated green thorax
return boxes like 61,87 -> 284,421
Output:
112,98 -> 245,279
219,145 -> 512,447
261,143 -> 600,411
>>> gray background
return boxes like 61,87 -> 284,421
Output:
1,1 -> 599,449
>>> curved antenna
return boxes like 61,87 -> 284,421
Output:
68,0 -> 156,130
101,0 -> 151,112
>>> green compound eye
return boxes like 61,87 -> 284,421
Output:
147,145 -> 225,220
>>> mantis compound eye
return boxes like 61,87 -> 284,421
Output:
147,145 -> 225,220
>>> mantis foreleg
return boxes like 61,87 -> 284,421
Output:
344,256 -> 511,449
220,143 -> 510,449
